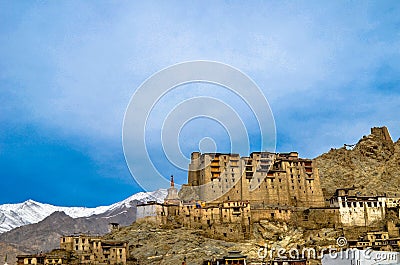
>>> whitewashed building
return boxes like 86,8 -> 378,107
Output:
329,188 -> 386,226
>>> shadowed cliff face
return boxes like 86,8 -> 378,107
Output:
315,127 -> 400,198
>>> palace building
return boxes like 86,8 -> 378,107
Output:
185,151 -> 325,207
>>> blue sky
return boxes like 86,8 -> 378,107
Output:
0,1 -> 399,206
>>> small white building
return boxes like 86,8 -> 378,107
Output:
136,201 -> 167,222
322,249 -> 400,265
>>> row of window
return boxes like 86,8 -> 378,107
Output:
341,201 -> 383,208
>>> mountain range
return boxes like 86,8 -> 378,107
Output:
0,189 -> 167,234
0,189 -> 167,261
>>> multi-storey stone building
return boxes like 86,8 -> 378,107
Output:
60,234 -> 127,265
186,151 -> 325,208
17,234 -> 128,265
137,151 -> 330,240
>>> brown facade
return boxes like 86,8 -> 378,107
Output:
185,152 -> 325,208
60,235 -> 127,265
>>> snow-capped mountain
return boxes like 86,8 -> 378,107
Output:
0,189 -> 167,234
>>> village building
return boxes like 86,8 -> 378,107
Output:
222,251 -> 247,265
347,230 -> 400,251
60,234 -> 127,265
329,188 -> 386,227
16,254 -> 45,265
17,232 -> 128,265
202,251 -> 247,265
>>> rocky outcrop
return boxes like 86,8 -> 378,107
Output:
104,218 -> 341,265
315,126 -> 400,197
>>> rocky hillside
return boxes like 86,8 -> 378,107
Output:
104,218 -> 342,265
315,127 -> 400,197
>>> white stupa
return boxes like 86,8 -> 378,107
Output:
164,175 -> 181,205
